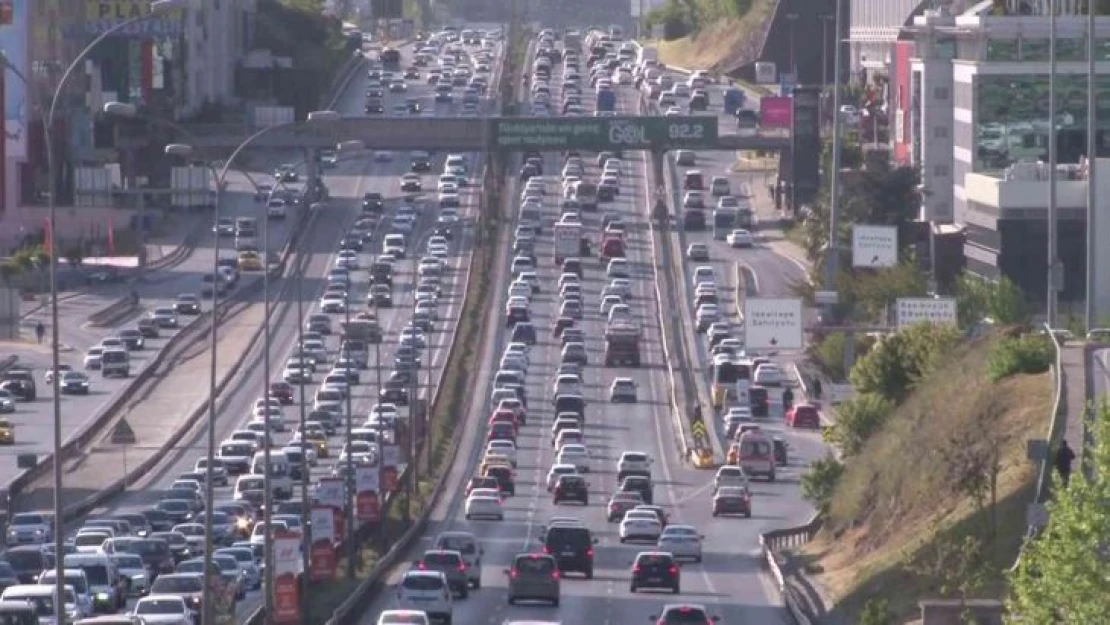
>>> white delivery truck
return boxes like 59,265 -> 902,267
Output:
554,220 -> 583,265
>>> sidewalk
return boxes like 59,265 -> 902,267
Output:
1062,342 -> 1089,468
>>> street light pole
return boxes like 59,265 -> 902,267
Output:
1048,0 -> 1060,327
296,248 -> 310,624
1086,0 -> 1097,331
373,291 -> 384,547
33,1 -> 187,615
786,13 -> 799,78
826,0 -> 845,296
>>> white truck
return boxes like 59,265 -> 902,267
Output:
554,221 -> 582,265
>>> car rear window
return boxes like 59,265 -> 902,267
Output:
424,552 -> 461,566
515,556 -> 555,574
402,574 -> 445,591
740,440 -> 772,456
665,606 -> 710,623
436,537 -> 476,555
544,526 -> 590,546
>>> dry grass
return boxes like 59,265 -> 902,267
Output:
652,0 -> 777,74
800,333 -> 1052,622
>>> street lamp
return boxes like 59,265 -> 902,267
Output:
785,12 -> 800,78
159,107 -> 339,625
28,0 -> 189,616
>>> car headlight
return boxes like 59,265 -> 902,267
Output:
96,592 -> 111,602
33,529 -> 44,535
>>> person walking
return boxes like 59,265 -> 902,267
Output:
811,376 -> 823,400
1055,439 -> 1076,487
34,322 -> 44,345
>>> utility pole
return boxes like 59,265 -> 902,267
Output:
826,0 -> 844,296
261,188 -> 274,624
1086,0 -> 1098,330
373,293 -> 385,547
1048,0 -> 1060,327
296,251 -> 310,625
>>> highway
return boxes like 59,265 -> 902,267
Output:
356,28 -> 796,625
1,169 -> 298,490
68,35 -> 503,620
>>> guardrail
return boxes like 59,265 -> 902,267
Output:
760,513 -> 823,625
246,35 -> 511,625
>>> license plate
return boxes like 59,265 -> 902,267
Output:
561,550 -> 576,556
648,576 -> 662,582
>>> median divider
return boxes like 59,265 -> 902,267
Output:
147,217 -> 209,272
6,204 -> 310,514
87,297 -> 138,328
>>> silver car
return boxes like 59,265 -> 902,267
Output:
215,547 -> 262,590
505,553 -> 560,606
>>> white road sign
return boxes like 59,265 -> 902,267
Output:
743,298 -> 803,350
852,225 -> 898,268
896,297 -> 957,327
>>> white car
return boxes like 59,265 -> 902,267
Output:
439,192 -> 461,207
132,595 -> 194,624
727,229 -> 754,248
556,443 -> 590,472
608,278 -> 633,300
319,294 -> 347,313
546,463 -> 579,491
606,258 -> 630,278
395,571 -> 452,623
266,199 -> 287,218
464,491 -> 504,520
83,347 -> 104,370
753,363 -> 784,386
485,440 -> 518,466
619,510 -> 663,543
714,465 -> 750,492
336,250 -> 360,269
617,451 -> 652,481
378,609 -> 431,625
657,524 -> 704,562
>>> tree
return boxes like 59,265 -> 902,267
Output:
826,393 -> 895,456
1008,402 -> 1110,623
850,322 -> 961,403
955,272 -> 1029,329
801,455 -> 845,514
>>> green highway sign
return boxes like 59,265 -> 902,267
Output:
491,115 -> 719,151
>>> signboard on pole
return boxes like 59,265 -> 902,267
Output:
759,96 -> 793,129
272,530 -> 302,624
355,465 -> 380,523
491,116 -> 719,151
896,297 -> 957,328
309,506 -> 336,582
313,477 -> 343,509
743,298 -> 803,350
630,0 -> 642,17
852,225 -> 898,268
382,444 -> 401,493
754,61 -> 777,84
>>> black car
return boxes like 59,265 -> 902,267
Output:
630,551 -> 680,593
362,192 -> 385,213
379,386 -> 409,406
541,524 -> 596,578
134,537 -> 176,575
749,386 -> 770,417
553,475 -> 588,505
137,318 -> 160,338
620,476 -> 654,505
340,235 -> 364,252
141,509 -> 175,532
4,546 -> 47,583
484,465 -> 515,496
365,99 -> 384,114
118,329 -> 145,350
0,369 -> 35,401
150,531 -> 191,563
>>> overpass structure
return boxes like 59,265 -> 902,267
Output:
183,115 -> 792,152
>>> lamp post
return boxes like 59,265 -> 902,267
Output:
1048,0 -> 1060,327
825,0 -> 845,301
29,1 -> 188,617
158,107 -> 339,625
1087,0 -> 1098,330
785,12 -> 800,78
819,14 -> 835,88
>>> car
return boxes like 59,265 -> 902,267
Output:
432,531 -> 482,589
413,550 -> 469,598
551,474 -> 588,505
174,294 -> 201,315
651,604 -> 722,625
132,595 -> 194,623
607,492 -> 643,522
0,390 -> 14,414
43,365 -> 72,385
377,610 -> 431,625
464,491 -> 504,521
617,451 -> 652,481
394,571 -> 452,624
556,443 -> 590,473
656,524 -> 703,562
620,475 -> 654,505
630,551 -> 680,593
727,228 -> 754,248
609,377 -> 637,402
712,485 -> 752,517
753,363 -> 783,386
59,371 -> 90,394
539,522 -> 596,578
686,243 -> 710,261
505,553 -> 560,606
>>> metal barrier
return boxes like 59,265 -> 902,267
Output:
760,514 -> 824,625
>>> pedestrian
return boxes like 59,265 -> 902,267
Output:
1056,439 -> 1076,487
811,376 -> 823,400
782,387 -> 794,411
34,322 -> 44,344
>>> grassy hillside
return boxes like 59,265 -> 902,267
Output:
645,0 -> 775,72
800,332 -> 1051,622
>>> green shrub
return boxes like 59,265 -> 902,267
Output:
857,597 -> 894,625
850,323 -> 961,403
801,455 -> 845,514
809,332 -> 876,382
987,334 -> 1053,382
827,393 -> 895,456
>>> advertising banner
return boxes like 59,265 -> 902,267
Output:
313,476 -> 346,538
355,465 -> 381,523
272,530 -> 302,624
0,0 -> 28,159
383,444 -> 402,467
759,96 -> 793,129
309,506 -> 337,582
81,0 -> 184,38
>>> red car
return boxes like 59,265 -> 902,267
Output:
269,382 -> 294,405
786,403 -> 821,429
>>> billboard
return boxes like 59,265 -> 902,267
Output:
309,506 -> 337,582
355,464 -> 380,523
0,0 -> 28,159
896,297 -> 958,328
82,0 -> 184,37
759,96 -> 792,129
272,530 -> 303,624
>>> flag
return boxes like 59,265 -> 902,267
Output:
107,218 -> 115,255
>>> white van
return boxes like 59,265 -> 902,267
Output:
1,584 -> 79,622
444,154 -> 468,173
250,451 -> 293,498
383,234 -> 406,258
395,571 -> 452,623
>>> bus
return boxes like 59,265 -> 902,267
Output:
711,353 -> 752,409
712,208 -> 738,240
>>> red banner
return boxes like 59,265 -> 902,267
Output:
382,466 -> 399,493
273,573 -> 300,623
357,491 -> 380,523
309,539 -> 337,582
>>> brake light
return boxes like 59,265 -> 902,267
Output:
417,562 -> 426,570
586,548 -> 594,558
551,570 -> 560,579
510,569 -> 518,578
669,565 -> 678,575
632,565 -> 641,574
543,546 -> 552,554
457,564 -> 467,572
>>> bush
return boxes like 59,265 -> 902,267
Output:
850,323 -> 961,403
857,597 -> 894,625
808,332 -> 876,381
954,272 -> 1029,328
826,393 -> 895,456
987,334 -> 1053,382
801,455 -> 844,514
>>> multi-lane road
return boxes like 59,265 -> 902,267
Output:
354,29 -> 820,625
68,36 -> 503,620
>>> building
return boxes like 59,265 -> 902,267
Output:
899,1 -> 1110,312
850,0 -> 981,81
178,0 -> 257,118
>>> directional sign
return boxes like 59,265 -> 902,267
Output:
490,116 -> 719,151
896,297 -> 957,328
743,298 -> 803,350
852,225 -> 898,268
110,419 -> 137,445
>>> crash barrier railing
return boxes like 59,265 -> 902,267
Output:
247,37 -> 510,625
146,216 -> 209,272
6,202 -> 310,512
760,513 -> 823,625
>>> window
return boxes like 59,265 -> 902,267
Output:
933,126 -> 949,139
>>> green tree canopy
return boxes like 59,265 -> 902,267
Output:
1008,402 -> 1110,622
849,322 -> 961,403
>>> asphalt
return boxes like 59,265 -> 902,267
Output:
45,38 -> 501,621
352,31 -> 804,625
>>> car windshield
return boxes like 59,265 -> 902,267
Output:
152,576 -> 202,593
515,556 -> 554,574
81,565 -> 110,586
112,554 -> 144,568
4,551 -> 42,569
11,515 -> 44,526
664,607 -> 711,623
74,534 -> 107,547
436,537 -> 476,555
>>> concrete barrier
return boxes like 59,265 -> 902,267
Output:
759,513 -> 823,625
87,298 -> 137,328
